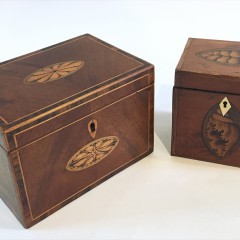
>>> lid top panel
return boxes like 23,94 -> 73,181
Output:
178,38 -> 240,75
0,34 -> 144,126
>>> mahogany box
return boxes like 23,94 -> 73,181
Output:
0,34 -> 154,228
172,38 -> 240,167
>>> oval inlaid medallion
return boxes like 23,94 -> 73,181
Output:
66,136 -> 119,171
196,48 -> 240,66
24,60 -> 84,84
202,99 -> 240,159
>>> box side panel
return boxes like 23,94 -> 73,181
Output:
176,38 -> 193,71
0,133 -> 24,226
148,70 -> 154,151
172,87 -> 240,167
171,87 -> 178,155
0,131 -> 6,150
14,83 -> 154,227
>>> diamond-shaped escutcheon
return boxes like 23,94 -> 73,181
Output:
219,97 -> 231,116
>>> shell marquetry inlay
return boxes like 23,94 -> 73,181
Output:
196,48 -> 240,66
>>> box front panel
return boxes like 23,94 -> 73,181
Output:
172,87 -> 240,167
16,86 -> 153,221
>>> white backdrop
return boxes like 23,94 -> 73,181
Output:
1,1 -> 240,239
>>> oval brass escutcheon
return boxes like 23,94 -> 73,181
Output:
66,136 -> 119,171
24,60 -> 84,84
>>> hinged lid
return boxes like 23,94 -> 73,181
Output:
0,34 -> 152,152
175,38 -> 240,94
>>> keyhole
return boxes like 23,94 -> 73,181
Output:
223,101 -> 228,108
90,122 -> 95,132
88,119 -> 97,138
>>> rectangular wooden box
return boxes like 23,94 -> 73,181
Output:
172,38 -> 240,167
0,34 -> 154,228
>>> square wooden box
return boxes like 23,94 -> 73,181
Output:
0,34 -> 154,228
172,38 -> 240,167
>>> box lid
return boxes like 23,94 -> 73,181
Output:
175,38 -> 240,94
0,34 -> 152,146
